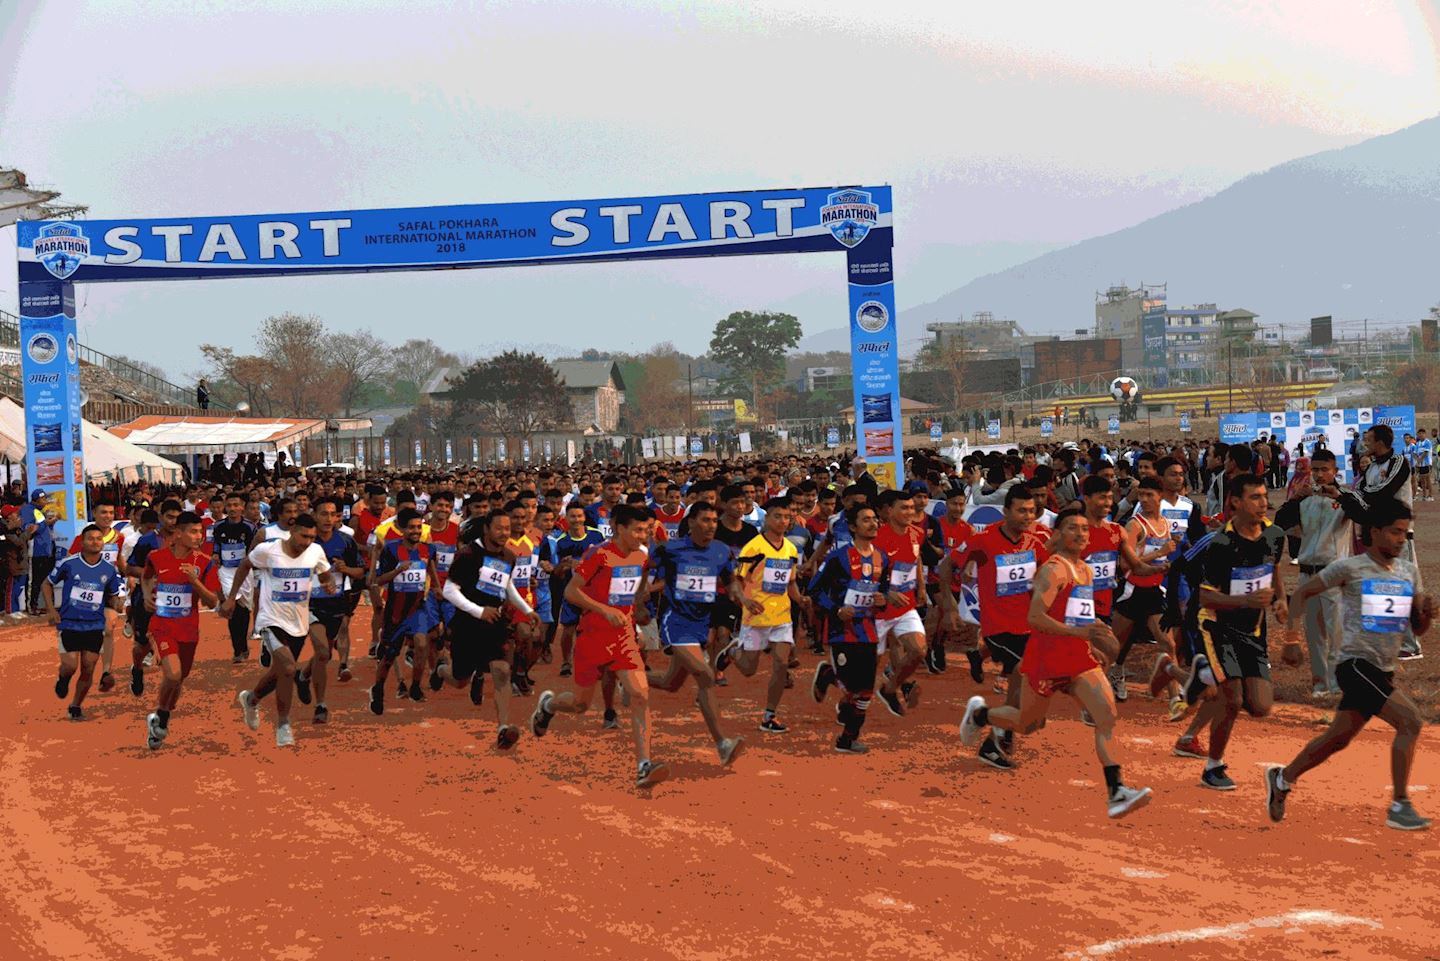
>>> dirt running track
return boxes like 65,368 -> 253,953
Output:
0,610 -> 1435,961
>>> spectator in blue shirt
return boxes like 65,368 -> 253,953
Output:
25,490 -> 58,615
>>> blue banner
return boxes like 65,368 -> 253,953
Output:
929,422 -> 942,442
1040,417 -> 1053,438
522,439 -> 531,462
19,279 -> 85,544
826,427 -> 840,448
986,420 -> 1001,439
498,438 -> 508,461
689,438 -> 703,456
1179,412 -> 1191,433
1107,416 -> 1120,435
413,439 -> 422,464
847,222 -> 900,490
16,186 -> 893,283
543,438 -> 553,461
472,437 -> 479,462
383,437 -> 392,466
444,439 -> 453,463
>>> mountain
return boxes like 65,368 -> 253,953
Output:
812,115 -> 1440,354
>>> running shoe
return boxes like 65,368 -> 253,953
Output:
337,663 -> 352,683
123,621 -> 133,638
931,641 -> 947,673
877,686 -> 906,718
142,652 -> 154,668
404,649 -> 414,669
98,671 -> 115,693
1111,669 -> 1128,703
602,708 -> 619,730
294,671 -> 312,705
1264,765 -> 1288,822
1172,734 -> 1206,758
408,681 -> 425,702
146,712 -> 167,751
977,734 -> 1014,770
717,737 -> 745,767
901,680 -> 921,709
636,760 -> 670,788
530,690 -> 555,737
538,644 -> 553,664
55,671 -> 71,699
497,726 -> 521,751
992,678 -> 1006,695
313,704 -> 329,725
714,672 -> 728,687
396,678 -> 407,699
1310,682 -> 1329,698
368,683 -> 384,716
787,652 -> 801,669
811,661 -> 836,703
958,695 -> 987,748
67,705 -> 83,721
1148,654 -> 1174,698
1167,696 -> 1188,722
758,717 -> 788,734
367,643 -> 378,658
1080,709 -> 1096,727
469,671 -> 485,706
1386,801 -> 1431,831
231,654 -> 247,665
130,665 -> 144,698
996,729 -> 1014,757
783,671 -> 794,690
966,649 -> 985,684
1200,765 -> 1236,791
559,662 -> 572,677
835,737 -> 869,755
1183,654 -> 1211,705
429,661 -> 445,692
1107,785 -> 1152,819
237,690 -> 260,730
925,646 -> 942,675
260,648 -> 271,668
275,721 -> 295,747
714,639 -> 740,674
1398,640 -> 1423,661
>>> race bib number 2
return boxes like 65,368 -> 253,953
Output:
1361,578 -> 1413,633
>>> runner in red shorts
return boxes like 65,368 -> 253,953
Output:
959,507 -> 1152,819
140,511 -> 221,750
531,503 -> 670,788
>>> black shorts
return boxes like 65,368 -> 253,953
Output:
128,603 -> 152,641
828,640 -> 878,697
1336,657 -> 1394,719
59,629 -> 104,654
310,605 -> 347,642
1117,585 -> 1166,622
1201,621 -> 1270,683
984,632 -> 1029,674
450,626 -> 512,681
710,598 -> 741,634
262,626 -> 308,658
1419,466 -> 1431,476
341,592 -> 363,616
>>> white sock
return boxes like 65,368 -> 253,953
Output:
1391,799 -> 1407,812
1205,757 -> 1224,771
1275,771 -> 1290,791
1198,666 -> 1216,686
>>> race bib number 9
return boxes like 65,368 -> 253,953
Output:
761,557 -> 794,595
155,583 -> 193,619
1064,584 -> 1095,626
996,551 -> 1037,596
608,565 -> 642,607
1089,551 -> 1118,590
1229,564 -> 1273,597
1361,578 -> 1413,633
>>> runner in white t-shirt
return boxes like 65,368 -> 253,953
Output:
220,513 -> 334,747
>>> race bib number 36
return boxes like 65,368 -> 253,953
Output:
995,551 -> 1037,596
1361,578 -> 1413,633
1088,551 -> 1118,590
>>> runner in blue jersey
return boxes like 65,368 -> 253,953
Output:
44,525 -> 125,720
636,501 -> 744,767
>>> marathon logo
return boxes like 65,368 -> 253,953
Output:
34,223 -> 90,280
821,190 -> 878,248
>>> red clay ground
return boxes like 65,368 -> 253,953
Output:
3,497 -> 1438,960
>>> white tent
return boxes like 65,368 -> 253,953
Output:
0,397 -> 184,484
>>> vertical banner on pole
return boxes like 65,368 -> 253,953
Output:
293,441 -> 302,467
413,440 -> 423,465
444,439 -> 453,463
471,437 -> 479,463
566,440 -> 576,466
356,441 -> 366,469
543,438 -> 553,461
842,187 -> 901,489
928,422 -> 942,443
522,440 -> 531,462
18,277 -> 84,542
1107,416 -> 1120,436
1179,413 -> 1191,433
498,439 -> 508,462
1040,416 -> 1053,438
382,438 -> 392,466
826,426 -> 840,448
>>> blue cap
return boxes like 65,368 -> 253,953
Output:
30,489 -> 46,500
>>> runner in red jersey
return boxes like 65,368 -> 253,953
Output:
425,491 -> 461,689
140,511 -> 221,750
938,484 -> 1048,769
926,488 -> 979,679
532,504 -> 672,789
873,490 -> 926,717
1112,476 -> 1184,705
959,507 -> 1152,819
350,484 -> 391,653
653,484 -> 687,541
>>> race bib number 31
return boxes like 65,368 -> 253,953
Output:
1229,564 -> 1273,597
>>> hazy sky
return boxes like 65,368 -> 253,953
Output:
2,0 -> 1438,372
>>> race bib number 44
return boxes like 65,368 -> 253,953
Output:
996,551 -> 1037,596
477,558 -> 512,598
1361,578 -> 1413,633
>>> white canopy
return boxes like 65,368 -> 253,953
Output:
0,397 -> 184,484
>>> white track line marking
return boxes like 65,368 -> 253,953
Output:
1120,867 -> 1167,879
988,832 -> 1015,843
757,769 -> 782,777
1067,910 -> 1381,957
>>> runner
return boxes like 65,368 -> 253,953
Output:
437,511 -> 539,749
716,498 -> 807,733
926,487 -> 979,680
1109,477 -> 1182,708
139,511 -> 221,749
1266,500 -> 1437,830
709,485 -> 759,688
1414,428 -> 1434,502
211,494 -> 257,663
294,497 -> 365,723
423,491 -> 460,690
531,504 -> 671,788
370,507 -> 434,712
543,503 -> 603,679
43,525 -> 124,720
872,489 -> 926,716
221,513 -> 335,746
636,501 -> 745,765
66,503 -> 124,693
937,485 -> 1050,769
958,508 -> 1152,818
1188,473 -> 1289,791
809,503 -> 895,754
121,507 -> 163,697
504,498 -> 539,697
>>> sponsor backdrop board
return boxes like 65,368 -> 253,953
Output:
1218,406 -> 1414,484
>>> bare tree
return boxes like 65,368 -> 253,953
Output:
388,338 -> 459,392
330,329 -> 391,416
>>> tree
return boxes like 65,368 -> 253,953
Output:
708,310 -> 802,418
330,330 -> 392,416
1390,359 -> 1440,413
627,344 -> 686,433
199,345 -> 276,415
446,350 -> 573,452
388,338 -> 460,395
254,313 -> 339,417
